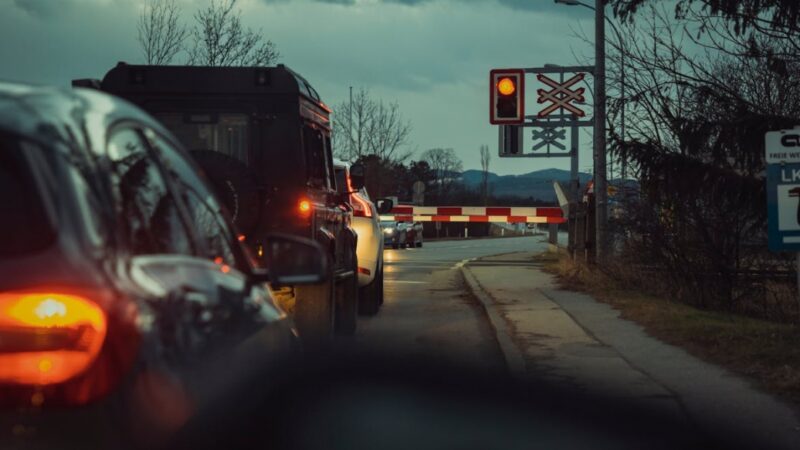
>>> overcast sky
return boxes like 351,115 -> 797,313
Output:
0,0 -> 598,175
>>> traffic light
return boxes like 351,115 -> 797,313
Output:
490,69 -> 525,125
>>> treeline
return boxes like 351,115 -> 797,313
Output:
353,154 -> 546,207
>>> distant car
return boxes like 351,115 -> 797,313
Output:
0,82 -> 327,448
382,220 -> 408,249
406,221 -> 424,248
333,162 -> 385,315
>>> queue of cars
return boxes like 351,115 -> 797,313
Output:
0,81 -> 326,448
0,65 -> 401,448
381,220 -> 424,249
79,62 -> 374,340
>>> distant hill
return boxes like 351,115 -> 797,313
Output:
461,168 -> 592,202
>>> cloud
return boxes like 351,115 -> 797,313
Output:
12,0 -> 63,17
260,0 -> 588,13
0,0 -> 595,174
9,0 -> 122,19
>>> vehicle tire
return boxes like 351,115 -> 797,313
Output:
416,241 -> 423,248
293,264 -> 334,349
392,242 -> 399,249
377,263 -> 385,305
334,251 -> 359,336
358,265 -> 382,316
189,150 -> 262,236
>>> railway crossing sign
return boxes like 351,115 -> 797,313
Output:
536,73 -> 586,118
531,127 -> 566,151
766,127 -> 800,251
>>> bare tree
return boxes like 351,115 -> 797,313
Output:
332,88 -> 375,161
137,0 -> 187,65
187,0 -> 279,67
421,148 -> 463,203
479,145 -> 491,205
368,100 -> 413,163
332,87 -> 412,164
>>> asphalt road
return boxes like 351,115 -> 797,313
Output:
344,235 -> 550,374
339,235 -> 800,450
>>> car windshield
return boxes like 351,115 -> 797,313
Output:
155,113 -> 249,164
8,1 -> 800,448
0,135 -> 56,257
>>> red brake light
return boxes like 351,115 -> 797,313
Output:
0,292 -> 107,385
298,199 -> 312,217
350,192 -> 373,218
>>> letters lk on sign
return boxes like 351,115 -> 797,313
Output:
782,168 -> 800,182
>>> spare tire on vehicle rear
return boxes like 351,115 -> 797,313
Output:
189,150 -> 261,235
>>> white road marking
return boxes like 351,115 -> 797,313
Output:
452,258 -> 475,270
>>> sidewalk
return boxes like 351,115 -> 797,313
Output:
461,251 -> 800,450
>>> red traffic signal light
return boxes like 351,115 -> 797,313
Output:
490,69 -> 525,125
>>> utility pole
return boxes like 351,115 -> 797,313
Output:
593,0 -> 608,261
349,86 -> 353,160
620,48 -> 626,180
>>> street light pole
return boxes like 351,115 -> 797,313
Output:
556,1 -> 626,183
555,0 -> 610,261
593,0 -> 608,261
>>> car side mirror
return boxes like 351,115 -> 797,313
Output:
251,233 -> 328,286
375,198 -> 394,215
350,163 -> 366,190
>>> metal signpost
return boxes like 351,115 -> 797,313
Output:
766,126 -> 800,301
412,181 -> 425,206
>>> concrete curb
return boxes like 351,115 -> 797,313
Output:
460,264 -> 527,378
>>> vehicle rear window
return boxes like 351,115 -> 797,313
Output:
334,167 -> 347,194
304,125 -> 330,188
0,136 -> 56,256
156,113 -> 250,164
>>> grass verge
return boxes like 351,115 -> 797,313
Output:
534,251 -> 800,404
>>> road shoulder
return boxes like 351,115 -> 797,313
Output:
461,251 -> 800,450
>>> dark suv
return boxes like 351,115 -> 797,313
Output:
0,82 -> 328,448
77,63 -> 361,340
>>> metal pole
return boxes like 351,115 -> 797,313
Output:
797,253 -> 800,310
620,40 -> 626,181
594,0 -> 608,261
349,86 -> 353,159
571,117 -> 579,200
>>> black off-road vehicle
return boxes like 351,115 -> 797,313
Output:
75,63 -> 360,342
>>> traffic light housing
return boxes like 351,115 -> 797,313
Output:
490,69 -> 525,125
499,125 -> 523,156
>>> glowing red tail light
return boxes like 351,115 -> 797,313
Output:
298,198 -> 312,217
350,192 -> 373,218
0,292 -> 107,385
